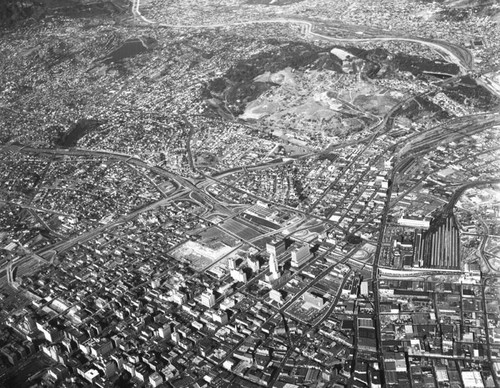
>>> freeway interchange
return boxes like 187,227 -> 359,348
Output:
2,97 -> 499,387
2,6 -> 500,388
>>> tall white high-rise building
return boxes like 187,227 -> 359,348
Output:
231,269 -> 247,283
227,257 -> 237,270
200,289 -> 215,308
291,244 -> 311,268
247,256 -> 260,273
266,253 -> 280,282
266,240 -> 286,257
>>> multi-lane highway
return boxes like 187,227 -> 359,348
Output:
131,0 -> 500,104
2,4 -> 499,386
132,0 -> 475,74
5,192 -> 187,283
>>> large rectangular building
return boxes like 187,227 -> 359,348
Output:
398,216 -> 431,229
414,215 -> 460,269
291,244 -> 311,268
266,239 -> 286,257
303,291 -> 324,309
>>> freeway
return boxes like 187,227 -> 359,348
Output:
199,173 -> 349,234
1,3 -> 498,387
398,114 -> 500,159
246,214 -> 309,243
0,144 -> 195,282
0,144 -> 184,189
126,0 -> 490,257
294,17 -> 473,72
208,157 -> 295,180
479,230 -> 499,275
131,0 -> 155,24
205,130 -> 383,183
1,142 -> 324,286
442,178 -> 500,215
1,143 -> 238,216
478,74 -> 500,99
6,191 -> 188,283
132,0 -> 474,73
147,0 -> 500,98
309,73 -> 459,220
310,34 -> 472,73
350,113 -> 500,232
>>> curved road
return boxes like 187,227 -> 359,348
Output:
443,178 -> 500,215
132,0 -> 474,73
